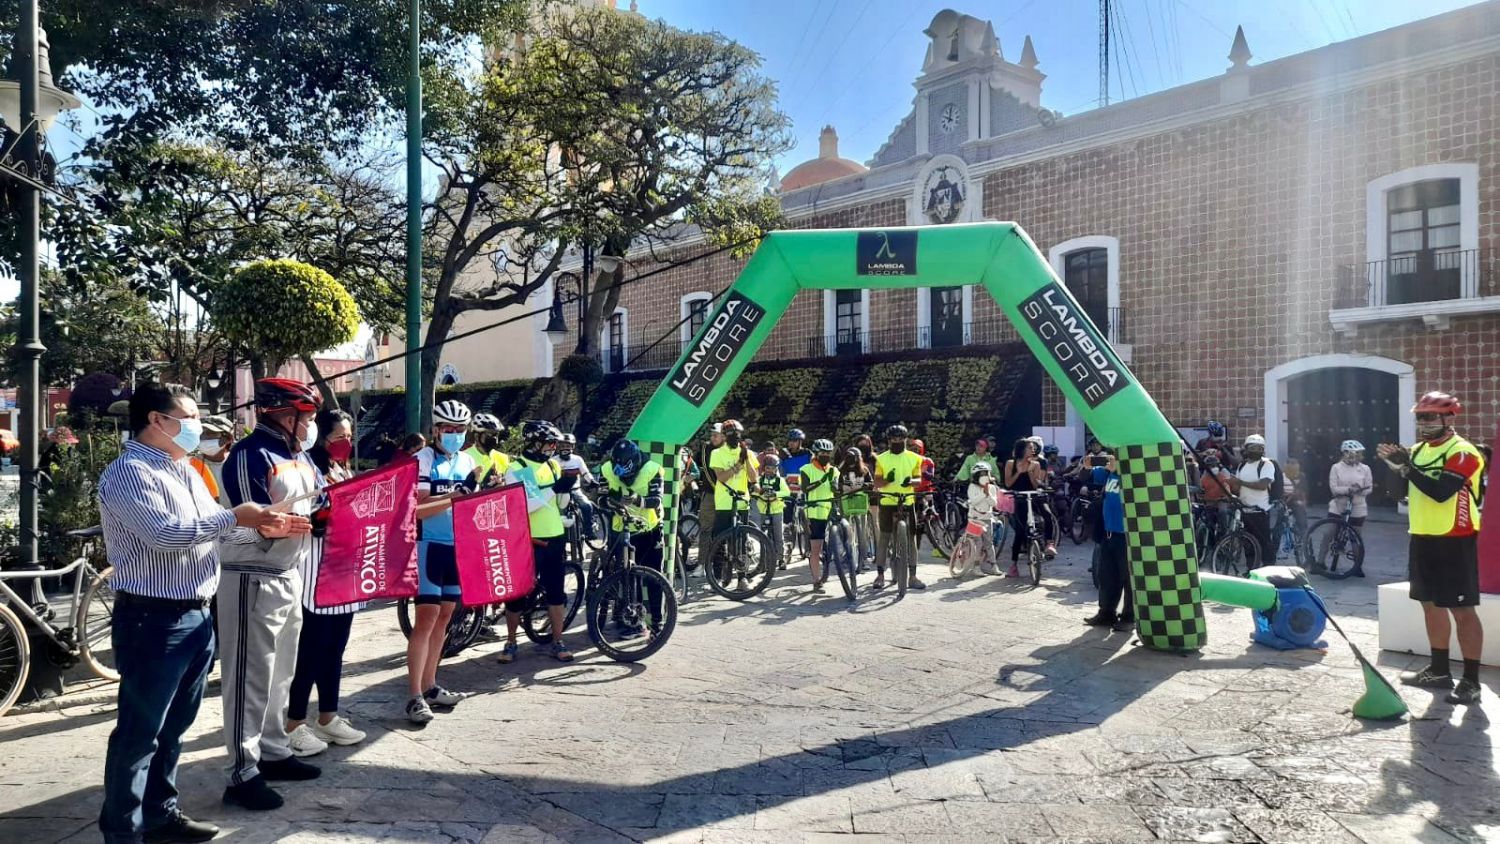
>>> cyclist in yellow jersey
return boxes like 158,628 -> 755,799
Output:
799,439 -> 839,592
708,419 -> 758,537
751,452 -> 789,571
498,420 -> 577,664
873,424 -> 926,590
1378,391 -> 1486,706
465,413 -> 511,486
601,439 -> 666,637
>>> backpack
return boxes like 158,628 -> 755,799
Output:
1264,459 -> 1287,503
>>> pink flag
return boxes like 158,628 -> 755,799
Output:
315,458 -> 419,608
452,483 -> 536,606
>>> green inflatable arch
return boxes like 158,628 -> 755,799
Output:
626,222 -> 1207,651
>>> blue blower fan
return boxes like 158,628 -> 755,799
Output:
1248,566 -> 1327,650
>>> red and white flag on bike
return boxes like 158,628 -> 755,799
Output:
314,458 -> 420,608
452,483 -> 536,605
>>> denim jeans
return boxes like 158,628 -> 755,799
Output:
99,601 -> 215,843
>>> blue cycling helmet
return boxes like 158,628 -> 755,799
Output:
611,439 -> 643,479
1042,444 -> 1059,456
1206,420 -> 1226,438
787,428 -> 805,442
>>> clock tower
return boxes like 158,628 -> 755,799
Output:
911,9 -> 1046,158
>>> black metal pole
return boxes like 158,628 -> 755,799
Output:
14,0 -> 42,572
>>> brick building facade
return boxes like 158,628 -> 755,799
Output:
559,4 -> 1500,500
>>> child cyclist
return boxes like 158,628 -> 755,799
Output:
965,461 -> 1003,575
751,452 -> 790,571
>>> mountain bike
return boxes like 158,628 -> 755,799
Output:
783,495 -> 808,563
942,483 -> 968,535
0,526 -> 117,717
878,487 -> 921,598
1205,500 -> 1263,577
919,491 -> 958,558
1267,500 -> 1309,566
397,547 -> 585,656
820,491 -> 862,601
1067,489 -> 1096,545
1009,490 -> 1051,586
1306,493 -> 1367,580
703,488 -> 775,600
585,500 -> 678,662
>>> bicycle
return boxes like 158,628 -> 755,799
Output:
1008,490 -> 1052,586
782,494 -> 808,563
948,518 -> 998,580
585,500 -> 678,662
877,487 -> 922,598
918,491 -> 958,559
1267,500 -> 1309,566
0,526 -> 117,717
703,488 -> 776,601
819,490 -> 863,601
1067,489 -> 1096,545
1204,500 -> 1263,577
1306,493 -> 1367,580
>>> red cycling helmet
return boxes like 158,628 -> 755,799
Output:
911,438 -> 926,456
1412,391 -> 1462,416
254,378 -> 321,413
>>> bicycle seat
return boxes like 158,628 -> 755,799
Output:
67,525 -> 104,538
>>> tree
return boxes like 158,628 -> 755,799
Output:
0,271 -> 161,387
415,5 -> 790,424
214,259 -> 360,399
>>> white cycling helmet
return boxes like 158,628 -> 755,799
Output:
1340,439 -> 1365,453
1243,434 -> 1266,447
433,400 -> 473,426
472,412 -> 504,432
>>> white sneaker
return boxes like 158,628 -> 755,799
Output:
424,685 -> 467,707
310,715 -> 366,746
287,724 -> 329,757
405,695 -> 434,724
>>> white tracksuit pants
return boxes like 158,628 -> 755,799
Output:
218,568 -> 303,786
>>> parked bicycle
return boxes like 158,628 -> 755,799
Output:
1067,489 -> 1096,545
820,490 -> 863,601
703,488 -> 776,600
880,488 -> 922,598
1205,500 -> 1263,577
397,548 -> 585,658
1008,489 -> 1052,586
1306,493 -> 1367,580
0,526 -> 116,717
585,499 -> 678,662
1267,500 -> 1309,566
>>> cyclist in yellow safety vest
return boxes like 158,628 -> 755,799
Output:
873,424 -> 926,591
1378,391 -> 1486,706
465,413 -> 511,486
751,452 -> 790,573
601,439 -> 666,638
799,438 -> 839,594
498,420 -> 577,665
708,419 -> 758,536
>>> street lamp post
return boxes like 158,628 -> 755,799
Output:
404,0 -> 423,434
1,6 -> 79,572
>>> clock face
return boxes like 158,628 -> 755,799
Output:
939,103 -> 961,134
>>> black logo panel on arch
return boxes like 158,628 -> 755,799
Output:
667,291 -> 765,407
1018,282 -> 1130,410
856,230 -> 917,276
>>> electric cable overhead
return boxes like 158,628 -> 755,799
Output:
778,0 -> 843,97
1139,0 -> 1171,88
789,0 -> 876,115
1115,1 -> 1148,97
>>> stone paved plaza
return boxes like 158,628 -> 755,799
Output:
3,518 -> 1498,843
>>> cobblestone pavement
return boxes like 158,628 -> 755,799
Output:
3,518 -> 1497,843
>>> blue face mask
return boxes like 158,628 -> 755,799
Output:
440,432 -> 465,454
167,416 -> 202,454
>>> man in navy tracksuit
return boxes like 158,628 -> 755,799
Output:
219,379 -> 325,811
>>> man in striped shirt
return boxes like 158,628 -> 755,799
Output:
98,382 -> 306,844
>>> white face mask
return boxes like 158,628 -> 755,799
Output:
299,420 -> 318,453
199,438 -> 223,457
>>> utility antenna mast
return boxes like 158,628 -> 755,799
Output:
1099,0 -> 1111,106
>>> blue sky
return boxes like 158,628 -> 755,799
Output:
641,0 -> 1486,173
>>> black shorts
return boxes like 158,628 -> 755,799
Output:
506,535 -> 568,611
416,541 -> 462,605
808,518 -> 827,541
1409,534 -> 1480,608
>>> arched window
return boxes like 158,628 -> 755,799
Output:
680,293 -> 712,343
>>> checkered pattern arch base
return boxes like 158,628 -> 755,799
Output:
1119,442 -> 1206,651
637,440 -> 683,575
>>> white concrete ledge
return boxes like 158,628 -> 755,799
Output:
1378,581 -> 1500,666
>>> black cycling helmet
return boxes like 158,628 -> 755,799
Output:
255,378 -> 321,413
883,424 -> 908,440
611,439 -> 643,478
522,419 -> 563,449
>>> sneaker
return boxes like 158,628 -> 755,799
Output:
1044,544 -> 1058,560
143,811 -> 220,843
310,715 -> 366,746
908,576 -> 927,591
1112,618 -> 1135,633
1006,564 -> 1021,578
1083,613 -> 1117,627
287,724 -> 329,758
1399,667 -> 1455,689
549,641 -> 574,662
405,695 -> 434,724
978,561 -> 998,576
618,625 -> 645,640
258,756 -> 320,782
872,572 -> 887,590
812,578 -> 827,593
424,685 -> 467,707
222,775 -> 283,811
497,640 -> 520,664
1446,678 -> 1482,705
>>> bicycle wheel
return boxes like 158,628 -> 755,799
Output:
1193,513 -> 1213,557
584,509 -> 609,551
1027,541 -> 1043,586
1306,520 -> 1365,580
77,565 -> 119,682
1069,501 -> 1089,545
705,524 -> 775,601
1208,531 -> 1260,578
893,521 -> 911,598
396,598 -> 415,639
828,521 -> 857,601
522,561 -> 586,644
925,512 -> 956,557
944,497 -> 967,534
0,603 -> 31,717
444,605 -> 485,657
587,566 -> 677,662
671,556 -> 690,605
949,533 -> 978,579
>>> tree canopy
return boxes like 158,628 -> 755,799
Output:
214,259 -> 360,379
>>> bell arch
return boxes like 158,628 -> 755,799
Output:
627,222 -> 1205,651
